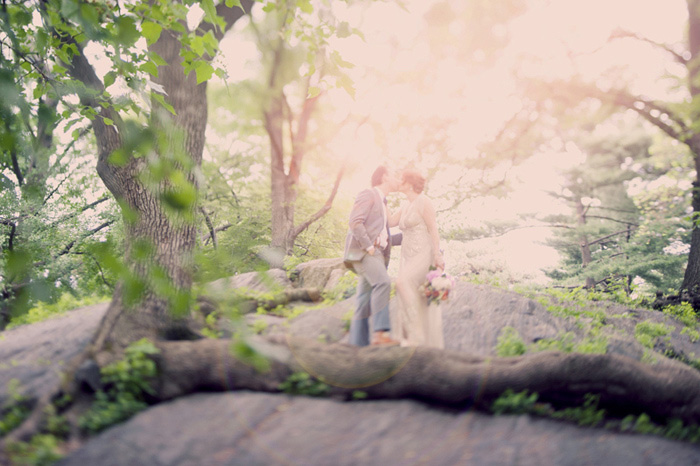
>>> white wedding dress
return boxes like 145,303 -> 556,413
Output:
395,194 -> 444,348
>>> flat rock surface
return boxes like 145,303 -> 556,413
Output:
58,391 -> 700,466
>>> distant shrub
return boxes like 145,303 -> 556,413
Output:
7,293 -> 109,329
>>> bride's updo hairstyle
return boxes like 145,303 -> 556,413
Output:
401,170 -> 425,194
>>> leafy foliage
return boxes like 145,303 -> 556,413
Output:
279,371 -> 331,397
0,379 -> 31,435
495,326 -> 526,357
78,339 -> 159,434
634,321 -> 672,349
491,389 -> 700,443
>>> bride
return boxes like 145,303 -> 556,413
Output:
389,169 -> 445,348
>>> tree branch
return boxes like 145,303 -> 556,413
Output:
291,166 -> 344,241
588,227 -> 638,246
9,148 -> 23,187
199,207 -> 217,248
201,223 -> 233,244
48,196 -> 111,227
585,215 -> 638,226
53,220 -> 115,259
609,29 -> 689,65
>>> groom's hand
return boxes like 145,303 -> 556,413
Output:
367,246 -> 376,256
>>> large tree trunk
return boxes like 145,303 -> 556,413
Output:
266,96 -> 296,257
90,32 -> 206,364
62,1 -> 253,363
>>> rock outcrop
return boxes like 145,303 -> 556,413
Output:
3,266 -> 700,465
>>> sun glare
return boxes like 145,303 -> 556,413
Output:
212,0 -> 688,280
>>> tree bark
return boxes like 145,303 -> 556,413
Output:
60,0 -> 254,362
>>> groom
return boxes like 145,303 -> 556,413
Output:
344,165 -> 400,346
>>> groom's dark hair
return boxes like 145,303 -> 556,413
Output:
371,165 -> 388,187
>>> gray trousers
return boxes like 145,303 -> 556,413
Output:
349,252 -> 391,346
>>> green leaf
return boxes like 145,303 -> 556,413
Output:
200,0 -> 218,25
153,93 -> 176,115
52,64 -> 68,75
331,50 -> 354,69
115,16 -> 140,46
161,189 -> 195,211
141,21 -> 163,46
80,3 -> 100,25
262,3 -> 276,13
103,118 -> 114,126
150,52 -> 168,67
225,0 -> 242,8
104,71 -> 117,88
61,0 -> 80,18
36,29 -> 49,53
297,0 -> 313,14
337,73 -> 355,98
307,86 -> 321,98
190,36 -> 206,57
140,61 -> 159,77
337,21 -> 351,38
194,61 -> 214,84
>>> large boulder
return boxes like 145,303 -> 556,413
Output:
0,303 -> 109,406
293,258 -> 347,290
205,269 -> 291,296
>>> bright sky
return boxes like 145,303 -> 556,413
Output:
214,0 -> 688,282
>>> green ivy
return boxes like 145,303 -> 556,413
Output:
279,372 -> 331,397
78,339 -> 159,434
6,434 -> 63,466
634,321 -> 672,349
0,379 -> 31,435
492,390 -> 700,443
495,326 -> 526,357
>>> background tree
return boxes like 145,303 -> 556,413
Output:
0,5 -> 119,328
518,0 -> 700,298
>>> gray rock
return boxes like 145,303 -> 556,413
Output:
58,391 -> 700,466
294,258 -> 347,289
0,302 -> 108,405
323,268 -> 346,292
206,269 -> 290,296
440,283 -> 568,356
285,298 -> 353,343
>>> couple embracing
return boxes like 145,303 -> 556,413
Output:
343,165 -> 445,349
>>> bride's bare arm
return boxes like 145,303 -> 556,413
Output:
422,197 -> 445,269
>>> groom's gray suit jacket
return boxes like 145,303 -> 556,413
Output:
343,188 -> 390,269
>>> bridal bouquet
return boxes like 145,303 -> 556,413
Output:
421,268 -> 455,305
